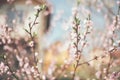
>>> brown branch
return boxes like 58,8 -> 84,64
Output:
101,0 -> 115,15
71,14 -> 93,80
4,56 -> 19,80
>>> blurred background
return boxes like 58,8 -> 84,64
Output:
0,0 -> 120,80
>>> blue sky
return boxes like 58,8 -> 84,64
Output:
43,0 -> 72,47
43,0 -> 118,47
44,0 -> 102,46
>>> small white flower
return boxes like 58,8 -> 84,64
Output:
31,67 -> 35,72
117,1 -> 120,5
95,71 -> 101,79
42,75 -> 46,80
35,52 -> 38,56
38,59 -> 43,63
108,46 -> 114,52
72,7 -> 78,16
71,31 -> 77,39
34,5 -> 41,10
83,19 -> 87,25
28,41 -> 34,47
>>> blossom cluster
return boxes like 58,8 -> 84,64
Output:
0,0 -> 120,80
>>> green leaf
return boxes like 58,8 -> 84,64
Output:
23,28 -> 30,34
41,4 -> 47,10
74,42 -> 77,47
77,0 -> 81,5
73,27 -> 77,32
33,32 -> 37,37
77,19 -> 80,25
74,16 -> 80,25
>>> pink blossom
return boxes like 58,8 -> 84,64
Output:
28,41 -> 34,47
7,0 -> 15,3
117,1 -> 120,5
25,0 -> 32,5
35,52 -> 38,56
0,62 -> 8,75
84,20 -> 93,28
95,71 -> 101,79
72,7 -> 78,16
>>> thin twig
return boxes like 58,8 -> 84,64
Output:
4,56 -> 19,80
